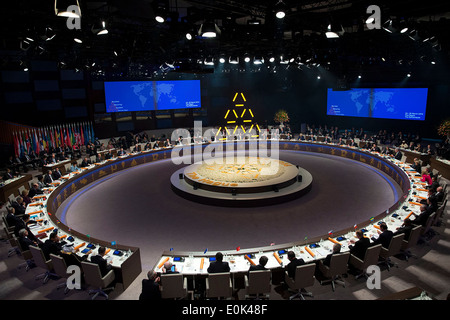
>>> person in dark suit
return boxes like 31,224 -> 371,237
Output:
348,230 -> 370,260
435,186 -> 445,204
394,218 -> 414,241
21,152 -> 37,169
394,148 -> 403,160
117,148 -> 127,156
371,222 -> 393,249
248,255 -> 268,274
428,176 -> 439,193
412,204 -> 433,227
48,153 -> 58,164
207,252 -> 230,273
80,157 -> 91,167
322,243 -> 341,267
14,214 -> 39,242
5,206 -> 22,229
43,171 -> 54,185
3,168 -> 15,180
90,246 -> 113,277
11,196 -> 26,216
17,228 -> 38,251
162,261 -> 179,274
52,168 -> 62,180
41,232 -> 63,260
28,183 -> 44,198
285,251 -> 305,280
139,270 -> 162,300
411,158 -> 422,175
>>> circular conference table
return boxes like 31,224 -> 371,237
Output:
40,138 -> 429,291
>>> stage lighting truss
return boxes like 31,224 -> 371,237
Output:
216,92 -> 260,140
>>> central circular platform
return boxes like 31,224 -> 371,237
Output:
171,156 -> 313,206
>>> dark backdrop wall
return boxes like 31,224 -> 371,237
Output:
1,59 -> 450,149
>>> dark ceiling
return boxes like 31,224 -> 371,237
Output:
1,0 -> 450,79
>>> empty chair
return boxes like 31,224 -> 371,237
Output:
29,245 -> 59,284
6,231 -> 20,257
244,270 -> 272,299
399,225 -> 422,261
160,273 -> 189,300
18,185 -> 25,195
420,212 -> 436,241
378,233 -> 404,271
50,254 -> 73,294
8,194 -> 15,205
16,236 -> 34,271
318,252 -> 350,292
206,272 -> 233,300
349,244 -> 382,280
64,163 -> 72,172
284,263 -> 316,300
434,199 -> 447,226
81,261 -> 115,300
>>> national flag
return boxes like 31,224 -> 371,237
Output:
203,248 -> 208,254
354,224 -> 358,229
80,122 -> 85,145
25,130 -> 31,153
328,230 -> 333,236
13,132 -> 19,157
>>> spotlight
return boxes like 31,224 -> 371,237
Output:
219,57 -> 225,63
317,75 -> 321,79
229,56 -> 239,64
54,0 -> 81,18
407,73 -> 411,77
97,21 -> 108,35
244,54 -> 250,63
325,24 -> 342,39
154,3 -> 166,23
358,75 -> 362,79
275,1 -> 286,19
269,56 -> 275,63
43,27 -> 56,41
199,20 -> 220,38
73,38 -> 82,43
185,32 -> 193,40
204,57 -> 214,65
382,19 -> 394,33
431,61 -> 436,65
253,56 -> 264,65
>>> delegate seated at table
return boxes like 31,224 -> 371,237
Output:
348,230 -> 370,260
370,222 -> 393,249
207,252 -> 230,273
285,251 -> 305,280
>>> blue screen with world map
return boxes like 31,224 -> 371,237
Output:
105,80 -> 201,112
327,88 -> 428,120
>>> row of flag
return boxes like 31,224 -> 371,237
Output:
12,121 -> 95,158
